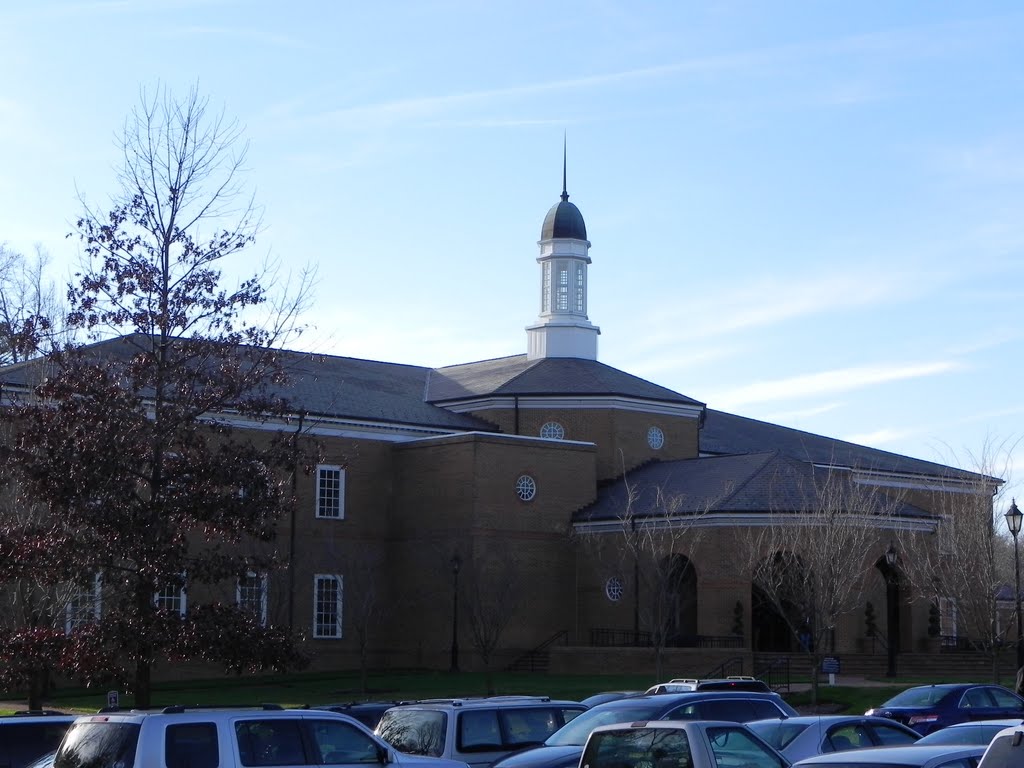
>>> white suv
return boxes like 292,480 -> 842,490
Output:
52,705 -> 471,768
375,696 -> 587,768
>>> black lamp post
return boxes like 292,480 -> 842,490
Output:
885,542 -> 899,678
449,553 -> 461,673
1005,500 -> 1023,690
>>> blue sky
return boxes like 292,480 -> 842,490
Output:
2,1 -> 1024,495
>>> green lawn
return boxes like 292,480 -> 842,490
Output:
2,669 -> 906,715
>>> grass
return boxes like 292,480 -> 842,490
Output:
2,669 -> 907,715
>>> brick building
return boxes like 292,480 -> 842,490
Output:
1,172 -> 993,677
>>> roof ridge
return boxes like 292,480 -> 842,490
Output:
714,450 -> 785,508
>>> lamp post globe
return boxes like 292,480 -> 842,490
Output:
884,542 -> 899,678
449,553 -> 461,673
1006,501 -> 1023,694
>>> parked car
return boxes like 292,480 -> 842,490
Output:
865,685 -> 1024,736
315,702 -> 408,729
793,745 -> 985,768
374,696 -> 587,768
579,718 -> 789,768
976,722 -> 1024,768
578,692 -> 641,708
914,720 -> 1024,747
52,705 -> 473,768
645,677 -> 773,694
491,690 -> 798,768
748,715 -> 921,762
0,712 -> 77,768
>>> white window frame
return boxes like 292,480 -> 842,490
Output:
315,464 -> 345,519
940,596 -> 958,639
154,574 -> 187,617
65,573 -> 102,634
237,571 -> 269,627
313,574 -> 343,639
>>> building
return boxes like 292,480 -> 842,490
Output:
0,168 -> 997,678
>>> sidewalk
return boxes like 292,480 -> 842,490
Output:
788,675 -> 899,692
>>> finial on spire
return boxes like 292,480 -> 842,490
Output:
561,133 -> 569,202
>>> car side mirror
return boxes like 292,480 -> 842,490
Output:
376,744 -> 391,764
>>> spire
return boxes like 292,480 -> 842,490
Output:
561,134 -> 569,202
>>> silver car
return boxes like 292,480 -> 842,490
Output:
748,716 -> 920,762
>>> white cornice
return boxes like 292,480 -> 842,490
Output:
573,510 -> 939,535
439,395 -> 704,419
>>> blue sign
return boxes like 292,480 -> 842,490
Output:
821,656 -> 841,674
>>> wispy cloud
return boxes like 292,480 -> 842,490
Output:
631,268 -> 926,352
160,24 -> 309,49
765,402 -> 843,423
712,360 -> 962,410
843,427 -> 916,446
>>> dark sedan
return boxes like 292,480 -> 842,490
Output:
865,685 -> 1024,736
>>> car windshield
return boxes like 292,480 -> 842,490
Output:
53,721 -> 141,768
748,721 -> 811,749
547,704 -> 671,747
882,687 -> 954,708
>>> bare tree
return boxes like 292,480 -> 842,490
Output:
463,546 -> 523,694
898,444 -> 1012,683
1,83 -> 314,707
345,550 -> 387,694
0,243 -> 67,364
576,461 -> 710,682
736,458 -> 902,704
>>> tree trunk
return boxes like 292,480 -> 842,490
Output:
136,655 -> 152,709
27,668 -> 49,710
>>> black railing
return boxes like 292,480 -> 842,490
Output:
506,629 -> 569,672
754,656 -> 791,693
703,656 -> 744,678
588,629 -> 745,649
590,628 -> 652,647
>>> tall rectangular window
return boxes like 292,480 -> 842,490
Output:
541,263 -> 551,313
66,573 -> 102,634
939,597 -> 958,641
574,263 -> 585,313
154,580 -> 187,617
316,465 -> 344,519
556,265 -> 569,311
237,571 -> 269,627
313,574 -> 343,639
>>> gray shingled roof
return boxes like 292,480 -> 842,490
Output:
701,409 -> 989,482
574,451 -> 933,524
427,354 -> 703,405
0,335 -> 493,431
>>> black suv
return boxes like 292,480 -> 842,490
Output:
0,712 -> 77,768
490,691 -> 798,768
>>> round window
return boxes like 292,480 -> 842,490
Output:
605,577 -> 624,602
515,475 -> 537,502
540,421 -> 565,440
647,426 -> 665,450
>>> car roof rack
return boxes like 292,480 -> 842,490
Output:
5,710 -> 70,717
97,704 -> 285,714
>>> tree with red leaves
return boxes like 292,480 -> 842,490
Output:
0,83 -> 313,707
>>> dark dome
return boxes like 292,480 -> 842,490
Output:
541,197 -> 587,241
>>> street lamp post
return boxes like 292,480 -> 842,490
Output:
885,542 -> 899,678
449,553 -> 461,673
1005,500 -> 1023,693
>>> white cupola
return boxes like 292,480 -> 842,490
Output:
526,154 -> 600,360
